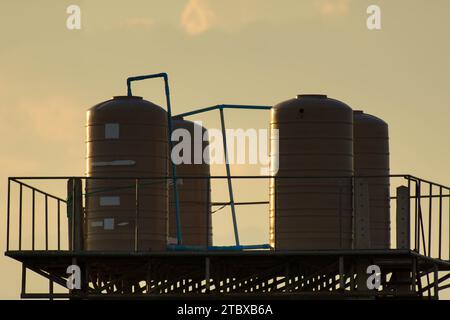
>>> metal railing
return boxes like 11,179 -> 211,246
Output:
404,175 -> 450,259
5,175 -> 450,261
6,178 -> 67,252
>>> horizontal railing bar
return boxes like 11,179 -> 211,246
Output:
406,175 -> 450,191
390,194 -> 450,200
10,174 -> 412,180
10,175 -> 448,192
212,201 -> 269,206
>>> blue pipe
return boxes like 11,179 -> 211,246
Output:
126,73 -> 183,245
174,104 -> 271,118
167,244 -> 272,251
219,108 -> 240,246
173,103 -> 272,248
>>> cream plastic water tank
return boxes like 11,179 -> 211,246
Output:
353,110 -> 390,249
85,96 -> 168,251
169,117 -> 212,246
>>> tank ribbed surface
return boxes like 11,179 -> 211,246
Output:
353,110 -> 390,249
169,118 -> 212,246
270,94 -> 354,250
85,96 -> 168,251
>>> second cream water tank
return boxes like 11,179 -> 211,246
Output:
169,117 -> 212,246
353,110 -> 390,249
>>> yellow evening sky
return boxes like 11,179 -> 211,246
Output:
0,0 -> 449,299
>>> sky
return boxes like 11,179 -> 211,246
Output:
0,0 -> 449,299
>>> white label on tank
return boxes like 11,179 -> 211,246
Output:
168,178 -> 183,186
91,221 -> 103,228
105,123 -> 119,139
93,160 -> 136,167
167,237 -> 178,245
117,222 -> 129,227
100,196 -> 120,206
104,218 -> 114,230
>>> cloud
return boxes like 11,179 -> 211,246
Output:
0,93 -> 85,177
314,0 -> 350,16
120,17 -> 155,29
181,0 -> 216,36
0,157 -> 39,175
13,96 -> 82,143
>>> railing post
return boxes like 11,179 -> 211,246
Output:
19,184 -> 22,251
438,186 -> 442,259
6,178 -> 11,251
414,180 -> 419,252
32,190 -> 35,250
21,264 -> 26,297
57,199 -> 61,251
338,182 -> 343,249
428,183 -> 432,257
67,178 -> 83,251
45,195 -> 48,250
417,181 -> 428,257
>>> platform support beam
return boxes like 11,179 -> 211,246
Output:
67,178 -> 83,251
397,186 -> 410,249
354,179 -> 371,249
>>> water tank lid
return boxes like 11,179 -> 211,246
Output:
113,95 -> 143,100
296,94 -> 327,99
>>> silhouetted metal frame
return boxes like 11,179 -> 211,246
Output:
175,104 -> 272,246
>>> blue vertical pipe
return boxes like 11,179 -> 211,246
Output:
219,107 -> 240,246
126,73 -> 182,245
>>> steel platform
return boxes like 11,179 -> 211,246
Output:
6,249 -> 450,300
